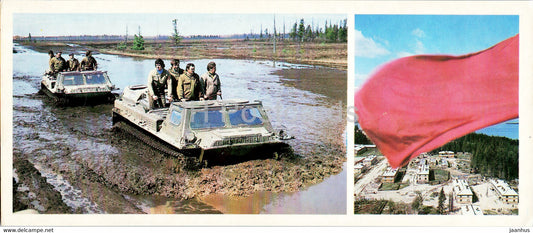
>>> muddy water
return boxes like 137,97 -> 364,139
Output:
12,44 -> 347,214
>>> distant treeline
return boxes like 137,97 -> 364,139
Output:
354,125 -> 519,181
15,18 -> 348,44
14,34 -> 217,42
288,18 -> 347,43
431,133 -> 518,181
252,18 -> 348,43
354,125 -> 372,145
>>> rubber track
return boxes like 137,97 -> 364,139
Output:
113,121 -> 184,158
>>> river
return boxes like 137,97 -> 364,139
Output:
11,44 -> 347,214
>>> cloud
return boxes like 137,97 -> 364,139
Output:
414,39 -> 425,54
396,51 -> 414,58
398,40 -> 424,57
354,73 -> 370,89
412,28 -> 425,38
355,30 -> 390,58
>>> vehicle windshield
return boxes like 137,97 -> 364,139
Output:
170,109 -> 182,126
62,74 -> 85,86
190,110 -> 225,129
85,73 -> 108,85
228,107 -> 264,126
61,72 -> 108,86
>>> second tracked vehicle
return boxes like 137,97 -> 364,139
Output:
41,70 -> 116,105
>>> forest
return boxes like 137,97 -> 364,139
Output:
431,133 -> 518,180
354,126 -> 519,181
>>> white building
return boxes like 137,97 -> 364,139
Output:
490,179 -> 519,204
363,155 -> 378,167
354,163 -> 365,175
381,167 -> 398,183
417,163 -> 429,183
453,179 -> 473,204
439,151 -> 455,158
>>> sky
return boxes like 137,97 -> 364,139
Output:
354,15 -> 519,88
13,13 -> 346,37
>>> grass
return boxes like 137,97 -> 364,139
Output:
429,169 -> 450,185
354,199 -> 388,214
21,39 -> 347,70
379,183 -> 399,191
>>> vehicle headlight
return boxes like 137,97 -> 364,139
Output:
184,132 -> 197,143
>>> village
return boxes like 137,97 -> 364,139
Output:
354,146 -> 519,215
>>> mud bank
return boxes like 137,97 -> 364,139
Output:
13,158 -> 72,213
17,40 -> 347,70
67,126 -> 345,200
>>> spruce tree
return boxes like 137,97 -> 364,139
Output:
172,19 -> 182,47
438,188 -> 446,214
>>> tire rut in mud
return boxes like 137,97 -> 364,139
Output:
13,158 -> 72,213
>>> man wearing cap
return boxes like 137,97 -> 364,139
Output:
51,51 -> 67,74
47,50 -> 56,74
67,53 -> 80,71
81,51 -> 97,71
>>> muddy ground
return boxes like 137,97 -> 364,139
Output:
12,42 -> 347,214
18,39 -> 347,70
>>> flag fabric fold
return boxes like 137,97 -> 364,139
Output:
354,34 -> 519,168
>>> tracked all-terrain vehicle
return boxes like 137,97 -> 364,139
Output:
41,70 -> 116,105
112,85 -> 293,165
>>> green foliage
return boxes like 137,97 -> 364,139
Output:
354,124 -> 372,144
338,19 -> 348,42
172,19 -> 182,47
379,183 -> 399,191
430,169 -> 450,185
325,24 -> 338,42
431,133 -> 518,180
418,206 -> 438,215
131,34 -> 145,50
472,189 -> 479,203
438,188 -> 446,214
411,191 -> 423,212
117,42 -> 127,50
286,18 -> 347,43
384,201 -> 409,214
297,19 -> 305,42
290,23 -> 297,41
354,199 -> 388,214
448,192 -> 454,213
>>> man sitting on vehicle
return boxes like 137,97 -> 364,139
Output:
177,63 -> 204,102
47,50 -> 55,74
51,51 -> 67,74
147,58 -> 172,109
68,53 -> 80,71
80,50 -> 97,71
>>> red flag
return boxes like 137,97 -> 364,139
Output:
355,34 -> 518,168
